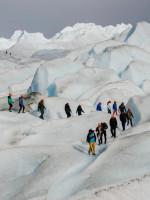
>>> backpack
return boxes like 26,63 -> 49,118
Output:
86,133 -> 90,143
102,122 -> 108,130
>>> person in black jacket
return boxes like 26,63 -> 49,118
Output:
65,103 -> 72,118
120,111 -> 128,131
101,122 -> 108,144
38,99 -> 46,120
119,102 -> 126,114
76,105 -> 84,116
96,123 -> 102,145
110,115 -> 117,138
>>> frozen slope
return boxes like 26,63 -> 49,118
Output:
55,68 -> 120,99
29,58 -> 84,96
121,60 -> 150,86
92,44 -> 150,74
125,21 -> 150,52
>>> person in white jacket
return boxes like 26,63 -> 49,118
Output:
107,100 -> 112,114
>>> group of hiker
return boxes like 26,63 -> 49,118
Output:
64,103 -> 84,117
8,93 -> 134,156
8,93 -> 46,119
87,101 -> 134,156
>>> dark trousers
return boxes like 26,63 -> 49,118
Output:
66,112 -> 71,118
9,103 -> 13,111
101,130 -> 107,144
108,109 -> 111,114
111,127 -> 116,138
18,106 -> 25,113
39,109 -> 44,119
77,112 -> 82,116
122,121 -> 126,131
127,119 -> 133,126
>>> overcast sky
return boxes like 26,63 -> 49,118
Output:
0,0 -> 150,38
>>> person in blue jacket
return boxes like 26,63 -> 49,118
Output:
113,101 -> 117,115
18,95 -> 25,113
87,129 -> 96,156
96,102 -> 102,111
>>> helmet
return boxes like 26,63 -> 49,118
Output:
89,128 -> 92,131
111,115 -> 114,118
109,100 -> 111,103
128,107 -> 131,110
114,101 -> 117,103
100,102 -> 102,104
9,93 -> 12,96
21,95 -> 24,98
41,99 -> 44,102
98,123 -> 101,126
122,102 -> 124,104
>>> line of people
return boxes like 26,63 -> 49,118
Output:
64,103 -> 84,117
8,93 -> 25,113
87,102 -> 134,156
8,93 -> 46,119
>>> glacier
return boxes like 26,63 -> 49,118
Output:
0,21 -> 150,200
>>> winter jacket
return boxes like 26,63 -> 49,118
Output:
76,105 -> 84,115
120,113 -> 128,122
96,103 -> 102,111
107,103 -> 111,111
38,101 -> 46,111
119,104 -> 126,113
126,110 -> 134,119
8,96 -> 13,105
19,97 -> 24,107
110,117 -> 117,128
113,103 -> 117,111
65,103 -> 71,114
87,131 -> 96,143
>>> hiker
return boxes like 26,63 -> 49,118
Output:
87,128 -> 96,156
18,95 -> 25,113
96,123 -> 102,145
119,102 -> 126,114
96,102 -> 102,111
113,101 -> 117,115
120,111 -> 128,131
101,122 -> 108,144
38,99 -> 46,120
65,103 -> 72,118
127,107 -> 134,127
107,100 -> 112,114
8,93 -> 13,112
76,105 -> 84,116
110,115 -> 117,138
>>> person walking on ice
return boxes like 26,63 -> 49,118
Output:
18,95 -> 25,113
101,122 -> 108,144
96,123 -> 102,145
96,102 -> 102,111
8,93 -> 14,112
120,111 -> 128,131
38,99 -> 46,120
113,101 -> 117,115
87,129 -> 96,156
107,100 -> 112,114
65,103 -> 72,118
110,115 -> 117,138
127,107 -> 134,127
119,102 -> 126,114
76,105 -> 84,116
